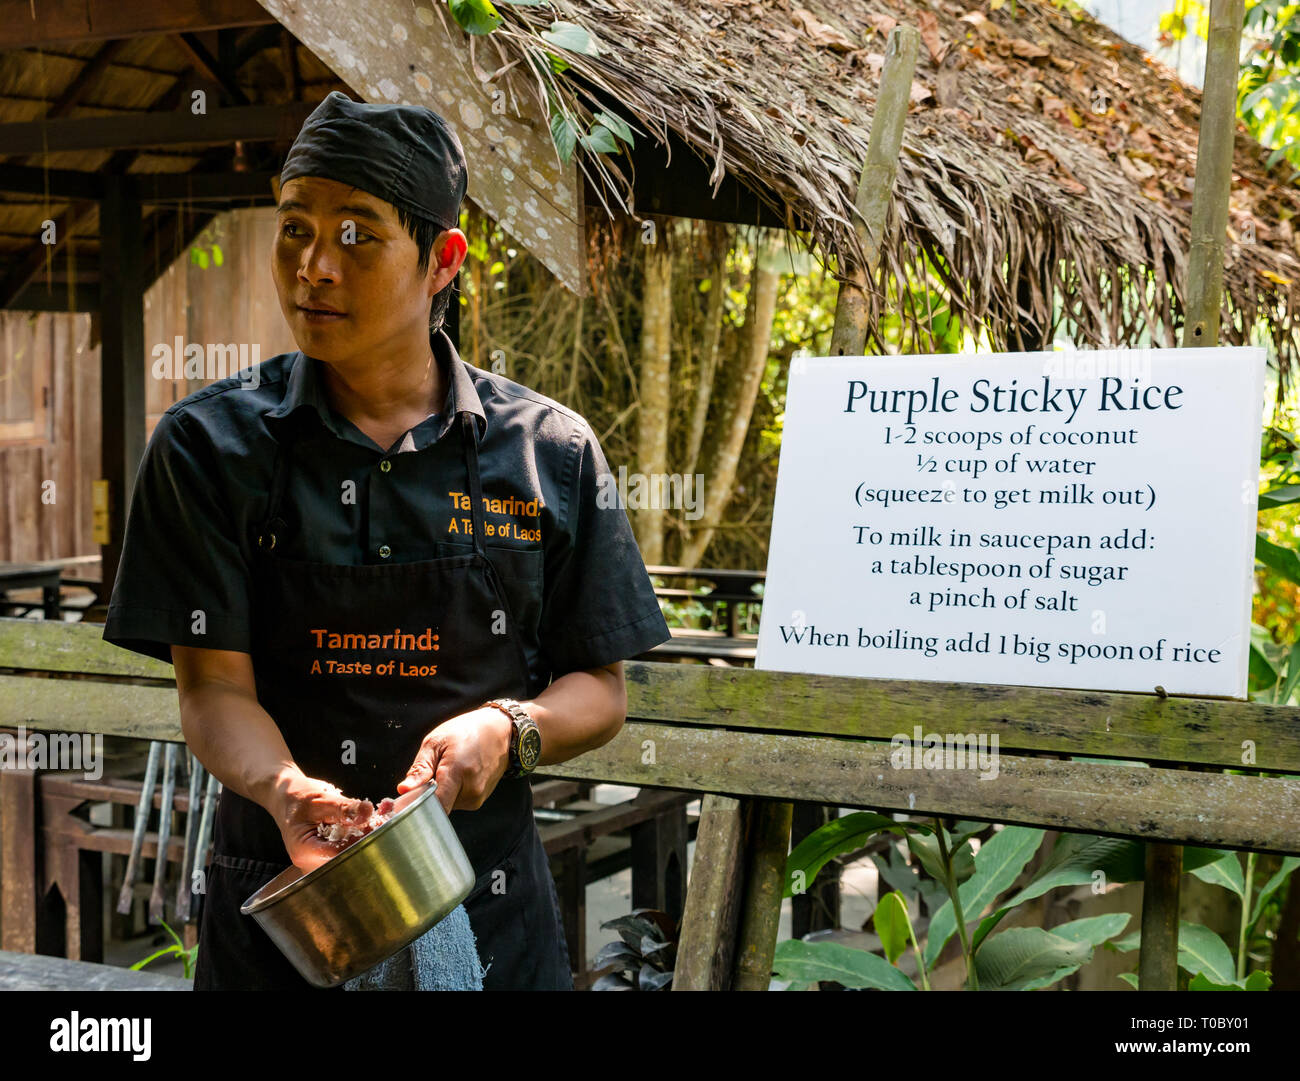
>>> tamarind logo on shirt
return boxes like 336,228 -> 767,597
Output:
447,489 -> 543,542
307,626 -> 440,678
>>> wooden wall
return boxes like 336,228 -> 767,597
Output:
0,207 -> 296,565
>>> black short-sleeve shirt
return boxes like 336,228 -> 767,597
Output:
102,329 -> 671,688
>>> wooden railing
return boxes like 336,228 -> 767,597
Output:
2,617 -> 1298,990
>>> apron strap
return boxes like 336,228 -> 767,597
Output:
462,412 -> 487,557
256,424 -> 296,551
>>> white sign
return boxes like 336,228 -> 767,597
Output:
756,347 -> 1267,698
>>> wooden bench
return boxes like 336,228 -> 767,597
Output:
3,617 -> 1298,990
0,948 -> 191,990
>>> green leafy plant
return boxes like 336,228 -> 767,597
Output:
772,820 -> 1243,991
131,919 -> 199,979
591,909 -> 677,990
441,1 -> 635,164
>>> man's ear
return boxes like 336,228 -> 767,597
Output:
434,229 -> 468,275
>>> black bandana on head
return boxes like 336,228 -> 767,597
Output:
280,91 -> 468,230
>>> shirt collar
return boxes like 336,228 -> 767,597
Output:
264,327 -> 486,448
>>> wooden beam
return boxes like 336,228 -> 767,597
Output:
539,723 -> 1300,855
45,39 -> 127,119
129,169 -> 276,203
0,102 -> 314,155
4,678 -> 1297,855
0,164 -> 104,200
4,282 -> 97,312
0,200 -> 96,309
174,31 -> 249,106
0,0 -> 273,50
5,623 -> 1300,773
0,167 -> 277,205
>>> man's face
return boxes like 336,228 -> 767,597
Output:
271,175 -> 463,365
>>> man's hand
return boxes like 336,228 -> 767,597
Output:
396,706 -> 513,814
270,768 -> 377,873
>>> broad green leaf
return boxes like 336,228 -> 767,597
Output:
549,112 -> 578,163
579,124 -> 619,154
1117,971 -> 1139,989
873,891 -> 911,966
1256,533 -> 1300,586
1190,851 -> 1245,897
1177,922 -> 1236,984
211,244 -> 223,267
1187,969 -> 1269,991
970,834 -> 1144,952
1243,970 -> 1272,991
448,0 -> 504,34
974,927 -> 1092,991
541,20 -> 600,56
1007,914 -> 1130,991
1257,483 -> 1300,507
593,109 -> 634,146
906,828 -> 974,888
1249,856 -> 1300,926
1280,643 -> 1300,704
1047,912 -> 1131,948
1112,922 -> 1236,985
871,852 -> 919,898
922,826 -> 1044,970
771,940 -> 916,991
785,812 -> 926,898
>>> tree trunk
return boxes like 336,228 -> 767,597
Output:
679,228 -> 781,569
684,222 -> 729,480
634,228 -> 673,563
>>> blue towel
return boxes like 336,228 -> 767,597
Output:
342,903 -> 485,991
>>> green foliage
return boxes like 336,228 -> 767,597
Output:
131,919 -> 198,979
778,818 -> 1297,991
447,0 -> 503,35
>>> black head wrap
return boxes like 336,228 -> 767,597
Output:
280,91 -> 467,230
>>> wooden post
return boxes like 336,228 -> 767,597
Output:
829,25 -> 920,357
1181,0 -> 1245,348
672,795 -> 746,990
97,176 -> 146,604
1139,0 -> 1244,992
720,23 -> 920,992
731,799 -> 794,990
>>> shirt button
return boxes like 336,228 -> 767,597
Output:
379,459 -> 391,473
378,545 -> 392,559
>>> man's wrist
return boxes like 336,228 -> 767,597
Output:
485,699 -> 539,776
484,703 -> 514,769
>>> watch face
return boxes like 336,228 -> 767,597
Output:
518,726 -> 542,771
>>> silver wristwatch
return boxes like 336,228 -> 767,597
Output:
487,698 -> 541,777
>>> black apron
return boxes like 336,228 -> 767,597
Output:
192,411 -> 572,991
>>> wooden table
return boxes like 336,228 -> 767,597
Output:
0,562 -> 62,620
0,949 -> 190,990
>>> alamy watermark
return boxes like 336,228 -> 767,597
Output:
0,726 -> 103,780
890,725 -> 999,780
151,337 -> 261,389
596,467 -> 704,520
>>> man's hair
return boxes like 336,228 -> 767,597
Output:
395,204 -> 457,332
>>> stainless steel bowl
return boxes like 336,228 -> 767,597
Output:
240,781 -> 475,988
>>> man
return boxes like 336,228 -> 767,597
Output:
102,91 -> 672,990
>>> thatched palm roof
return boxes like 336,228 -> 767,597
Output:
483,0 -> 1300,377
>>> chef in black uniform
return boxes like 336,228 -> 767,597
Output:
102,92 -> 671,990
